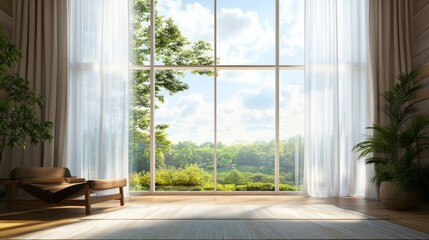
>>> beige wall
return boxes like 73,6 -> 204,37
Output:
0,0 -> 12,39
412,0 -> 429,162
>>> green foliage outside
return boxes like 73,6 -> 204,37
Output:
129,137 -> 303,191
129,0 -> 214,174
129,165 -> 298,192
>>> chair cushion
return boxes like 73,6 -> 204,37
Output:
20,182 -> 86,203
19,178 -> 67,185
10,167 -> 72,179
87,178 -> 127,190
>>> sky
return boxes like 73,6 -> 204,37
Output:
153,0 -> 304,145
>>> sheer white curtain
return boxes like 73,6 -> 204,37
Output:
304,0 -> 368,197
67,0 -> 129,184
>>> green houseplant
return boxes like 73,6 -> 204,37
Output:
0,27 -> 53,159
0,27 -> 53,198
353,69 -> 429,209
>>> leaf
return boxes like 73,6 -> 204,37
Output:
353,68 -> 429,188
0,27 -> 53,153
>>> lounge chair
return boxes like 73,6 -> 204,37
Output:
0,167 -> 126,214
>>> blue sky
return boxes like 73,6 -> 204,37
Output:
154,0 -> 304,144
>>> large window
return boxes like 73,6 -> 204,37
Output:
129,0 -> 304,192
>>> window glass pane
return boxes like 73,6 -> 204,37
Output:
128,1 -> 306,193
130,0 -> 151,65
217,70 -> 275,191
155,0 -> 214,65
280,0 -> 304,65
155,70 -> 215,191
279,70 -> 304,191
129,70 -> 151,191
217,0 -> 275,65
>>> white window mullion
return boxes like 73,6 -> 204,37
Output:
213,0 -> 218,192
275,0 -> 280,192
149,0 -> 156,193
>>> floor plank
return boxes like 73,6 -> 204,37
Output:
0,195 -> 428,239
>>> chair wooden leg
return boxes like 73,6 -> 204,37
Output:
84,184 -> 91,215
6,182 -> 17,210
119,187 -> 124,206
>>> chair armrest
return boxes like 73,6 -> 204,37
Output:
66,177 -> 86,183
0,179 -> 13,185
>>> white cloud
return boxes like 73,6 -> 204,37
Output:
152,2 -> 305,144
157,85 -> 278,145
157,1 -> 275,65
177,93 -> 202,117
156,82 -> 305,145
217,7 -> 274,64
279,0 -> 304,59
157,92 -> 214,144
240,88 -> 274,110
218,70 -> 273,86
156,1 -> 303,64
217,87 -> 275,144
279,79 -> 305,138
157,0 -> 214,44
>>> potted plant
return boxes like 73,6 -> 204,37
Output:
353,69 -> 429,210
0,27 -> 53,197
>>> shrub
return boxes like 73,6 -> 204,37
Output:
181,164 -> 210,186
129,172 -> 140,191
129,171 -> 150,191
190,186 -> 202,191
223,168 -> 245,185
251,173 -> 265,182
245,182 -> 274,191
156,168 -> 177,186
136,165 -> 211,187
279,184 -> 297,191
203,183 -> 214,191
130,167 -> 298,192
217,184 -> 235,191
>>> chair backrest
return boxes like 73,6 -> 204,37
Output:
10,167 -> 73,179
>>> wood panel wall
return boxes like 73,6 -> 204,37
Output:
413,0 -> 429,101
412,0 -> 429,162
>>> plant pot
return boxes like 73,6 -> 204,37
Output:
379,181 -> 423,210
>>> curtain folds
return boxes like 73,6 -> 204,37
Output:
67,0 -> 129,185
365,0 -> 413,199
304,0 -> 368,197
0,0 -> 68,178
368,0 -> 412,127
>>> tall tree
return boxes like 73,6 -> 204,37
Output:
130,0 -> 214,172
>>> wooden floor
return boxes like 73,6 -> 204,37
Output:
0,195 -> 428,239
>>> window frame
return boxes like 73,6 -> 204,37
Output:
129,0 -> 305,194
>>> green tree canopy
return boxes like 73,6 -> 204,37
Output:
130,0 -> 214,172
0,27 -> 53,155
